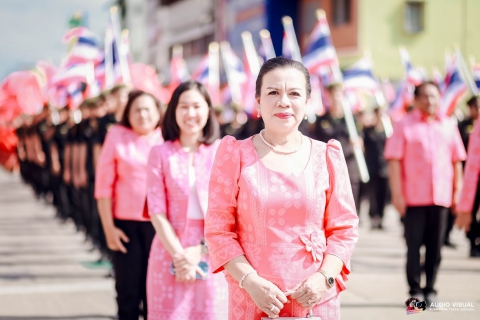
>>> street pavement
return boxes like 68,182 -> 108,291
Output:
0,169 -> 479,320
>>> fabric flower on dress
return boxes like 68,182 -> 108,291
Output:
300,231 -> 323,262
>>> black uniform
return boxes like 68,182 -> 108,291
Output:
51,121 -> 71,220
312,112 -> 361,212
363,124 -> 389,228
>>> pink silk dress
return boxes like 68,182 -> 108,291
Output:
458,121 -> 480,213
94,124 -> 163,221
205,136 -> 359,320
146,140 -> 228,320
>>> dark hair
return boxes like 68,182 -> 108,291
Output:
414,81 -> 440,97
467,95 -> 479,107
111,84 -> 129,95
119,90 -> 162,129
162,80 -> 219,145
255,57 -> 311,99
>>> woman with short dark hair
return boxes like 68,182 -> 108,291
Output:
146,80 -> 227,319
95,90 -> 163,320
205,57 -> 359,319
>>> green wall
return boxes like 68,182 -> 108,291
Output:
340,0 -> 480,80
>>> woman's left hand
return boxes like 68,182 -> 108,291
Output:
288,272 -> 329,309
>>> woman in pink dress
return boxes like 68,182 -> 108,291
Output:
457,120 -> 480,251
205,57 -> 359,320
146,80 -> 228,319
95,90 -> 163,320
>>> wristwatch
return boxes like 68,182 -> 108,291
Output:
317,269 -> 335,288
200,238 -> 209,255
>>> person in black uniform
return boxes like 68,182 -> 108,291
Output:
311,83 -> 362,212
50,107 -> 71,221
64,104 -> 88,232
363,107 -> 389,229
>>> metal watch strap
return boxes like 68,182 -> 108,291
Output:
317,269 -> 334,288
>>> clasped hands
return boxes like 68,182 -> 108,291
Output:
243,271 -> 328,319
172,245 -> 206,283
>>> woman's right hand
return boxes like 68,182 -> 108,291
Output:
242,273 -> 288,319
105,227 -> 129,253
392,193 -> 406,216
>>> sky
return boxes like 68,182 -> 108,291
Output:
0,0 -> 110,80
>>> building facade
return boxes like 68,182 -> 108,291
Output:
121,0 -> 480,81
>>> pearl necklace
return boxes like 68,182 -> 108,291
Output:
259,129 -> 303,155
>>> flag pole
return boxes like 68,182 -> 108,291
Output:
208,42 -> 220,105
259,29 -> 276,60
319,7 -> 369,183
456,49 -> 479,96
241,31 -> 261,76
104,27 -> 114,89
281,16 -> 302,62
110,6 -> 132,86
220,41 -> 242,105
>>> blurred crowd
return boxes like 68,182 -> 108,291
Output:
11,81 -> 480,260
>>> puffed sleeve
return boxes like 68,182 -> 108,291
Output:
146,145 -> 167,216
457,122 -> 480,213
384,120 -> 405,160
94,126 -> 118,199
324,139 -> 359,289
205,136 -> 245,273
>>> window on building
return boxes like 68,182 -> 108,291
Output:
332,0 -> 350,26
404,1 -> 424,34
169,33 -> 214,59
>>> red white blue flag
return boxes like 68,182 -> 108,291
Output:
302,14 -> 337,73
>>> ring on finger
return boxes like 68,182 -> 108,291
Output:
269,305 -> 275,312
307,299 -> 314,305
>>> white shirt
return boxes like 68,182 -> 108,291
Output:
186,165 -> 204,220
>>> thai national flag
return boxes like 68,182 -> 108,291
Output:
50,64 -> 89,87
388,80 -> 411,122
307,74 -> 325,117
62,27 -> 96,43
441,55 -> 467,116
472,64 -> 480,89
342,58 -> 380,92
302,17 -> 337,74
169,48 -> 190,88
399,48 -> 423,86
192,54 -> 209,86
66,36 -> 103,65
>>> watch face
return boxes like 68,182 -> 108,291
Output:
327,277 -> 335,286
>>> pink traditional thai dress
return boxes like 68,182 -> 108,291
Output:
146,140 -> 228,320
458,121 -> 480,214
205,136 -> 359,320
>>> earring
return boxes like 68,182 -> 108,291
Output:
304,114 -> 308,120
257,113 -> 261,118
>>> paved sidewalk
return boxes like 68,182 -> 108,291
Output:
0,170 -> 116,320
342,198 -> 480,320
0,169 -> 479,320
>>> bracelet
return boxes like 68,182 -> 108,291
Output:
239,270 -> 257,289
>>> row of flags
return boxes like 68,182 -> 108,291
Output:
2,7 -> 480,127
